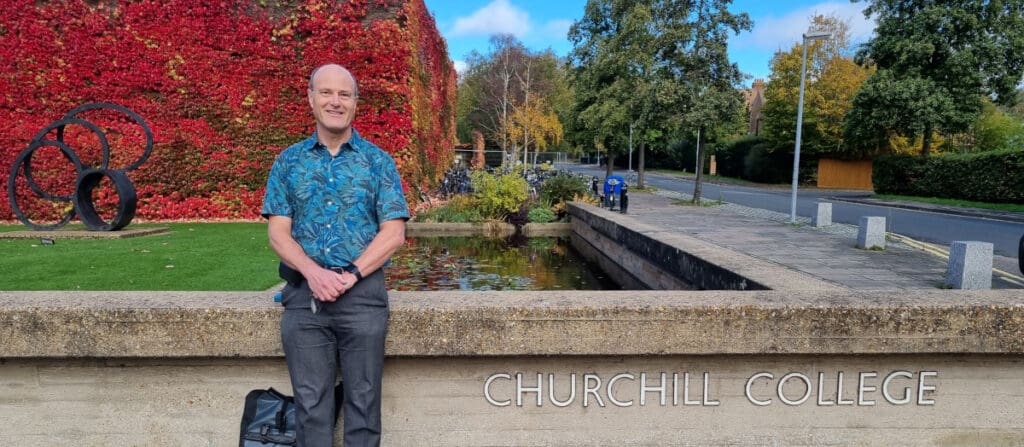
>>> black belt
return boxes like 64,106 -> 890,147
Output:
278,262 -> 355,285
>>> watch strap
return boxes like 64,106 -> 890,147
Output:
344,264 -> 363,281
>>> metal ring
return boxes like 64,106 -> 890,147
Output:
25,118 -> 110,199
7,140 -> 84,231
73,168 -> 137,231
59,102 -> 154,172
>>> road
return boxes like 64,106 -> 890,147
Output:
563,164 -> 1024,266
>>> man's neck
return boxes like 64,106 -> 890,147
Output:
316,127 -> 352,156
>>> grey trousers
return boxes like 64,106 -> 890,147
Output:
280,269 -> 388,447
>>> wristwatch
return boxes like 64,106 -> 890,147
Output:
342,264 -> 363,281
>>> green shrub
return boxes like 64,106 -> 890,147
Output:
470,170 -> 529,219
540,173 -> 588,206
414,197 -> 484,223
873,149 -> 1024,203
716,135 -> 765,178
527,207 -> 557,223
743,142 -> 792,183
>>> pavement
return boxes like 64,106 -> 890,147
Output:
616,189 -> 1024,290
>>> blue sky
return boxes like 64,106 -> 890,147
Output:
423,0 -> 876,85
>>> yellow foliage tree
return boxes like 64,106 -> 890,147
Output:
761,14 -> 873,157
507,98 -> 564,165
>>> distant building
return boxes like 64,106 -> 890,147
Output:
742,79 -> 766,136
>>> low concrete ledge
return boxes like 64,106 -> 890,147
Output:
405,222 -> 515,237
2,289 -> 1023,358
404,222 -> 572,237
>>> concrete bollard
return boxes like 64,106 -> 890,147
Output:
812,203 -> 832,227
1011,233 -> 1019,276
857,216 -> 886,250
945,241 -> 993,290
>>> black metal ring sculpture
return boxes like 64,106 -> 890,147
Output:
7,103 -> 153,231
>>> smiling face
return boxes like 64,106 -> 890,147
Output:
308,65 -> 358,141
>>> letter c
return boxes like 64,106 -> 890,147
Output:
484,373 -> 512,407
746,372 -> 773,406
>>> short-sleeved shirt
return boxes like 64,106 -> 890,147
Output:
261,129 -> 410,268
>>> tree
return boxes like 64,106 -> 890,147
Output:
946,98 -> 1024,153
656,0 -> 751,203
457,35 -> 570,167
568,0 -> 643,178
507,98 -> 564,161
761,14 -> 874,159
568,0 -> 749,192
845,0 -> 1024,156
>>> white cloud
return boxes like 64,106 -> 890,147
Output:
734,2 -> 875,51
453,60 -> 468,74
451,0 -> 531,38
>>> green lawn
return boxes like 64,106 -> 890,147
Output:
648,169 -> 774,186
0,223 -> 281,291
873,194 -> 1024,213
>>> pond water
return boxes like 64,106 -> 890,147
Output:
386,236 -> 620,291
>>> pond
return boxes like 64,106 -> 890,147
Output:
386,236 -> 620,291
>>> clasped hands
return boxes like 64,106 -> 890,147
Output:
307,266 -> 357,302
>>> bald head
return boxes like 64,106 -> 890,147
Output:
309,64 -> 359,97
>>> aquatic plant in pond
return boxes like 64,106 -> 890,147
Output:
387,236 -> 619,291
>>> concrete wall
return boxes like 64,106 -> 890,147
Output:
5,354 -> 1023,446
2,289 -> 1024,446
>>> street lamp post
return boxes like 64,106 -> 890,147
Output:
628,122 -> 633,173
790,31 -> 832,223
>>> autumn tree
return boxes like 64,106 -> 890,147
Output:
845,0 -> 1024,156
457,35 -> 569,167
761,14 -> 873,159
507,98 -> 564,163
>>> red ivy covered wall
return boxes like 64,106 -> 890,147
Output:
0,0 -> 456,221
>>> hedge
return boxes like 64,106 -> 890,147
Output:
873,149 -> 1024,203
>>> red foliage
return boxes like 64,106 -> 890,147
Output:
0,0 -> 456,221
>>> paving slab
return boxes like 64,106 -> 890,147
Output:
0,227 -> 170,240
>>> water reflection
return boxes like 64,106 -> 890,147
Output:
386,236 -> 620,291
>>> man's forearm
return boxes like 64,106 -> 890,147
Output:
268,216 -> 322,277
351,219 -> 406,276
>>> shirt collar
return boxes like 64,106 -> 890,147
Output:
306,129 -> 363,153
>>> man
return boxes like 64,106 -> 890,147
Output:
262,63 -> 409,446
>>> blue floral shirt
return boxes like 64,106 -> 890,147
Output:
261,130 -> 410,268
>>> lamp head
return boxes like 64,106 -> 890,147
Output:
803,31 -> 833,40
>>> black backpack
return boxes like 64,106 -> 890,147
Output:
239,384 -> 343,446
239,388 -> 296,447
